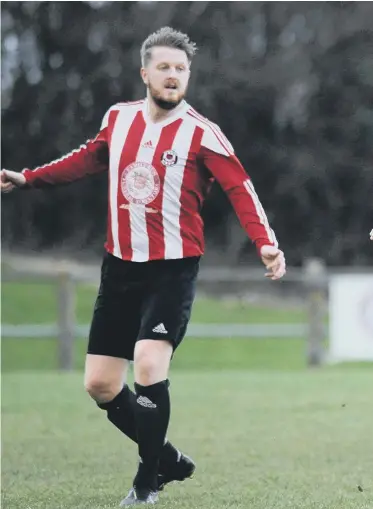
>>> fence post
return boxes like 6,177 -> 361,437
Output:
304,258 -> 327,366
57,269 -> 75,370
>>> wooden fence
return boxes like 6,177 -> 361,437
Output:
2,255 -> 329,370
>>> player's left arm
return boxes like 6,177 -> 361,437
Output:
200,126 -> 286,280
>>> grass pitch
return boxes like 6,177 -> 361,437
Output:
2,279 -> 372,508
2,369 -> 372,509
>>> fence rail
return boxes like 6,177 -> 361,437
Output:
2,322 -> 311,339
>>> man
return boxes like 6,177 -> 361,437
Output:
1,27 -> 286,506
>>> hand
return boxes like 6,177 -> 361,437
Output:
1,169 -> 27,193
370,229 -> 373,241
260,245 -> 286,280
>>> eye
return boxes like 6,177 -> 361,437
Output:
176,66 -> 185,72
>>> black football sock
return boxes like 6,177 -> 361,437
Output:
97,385 -> 138,442
133,380 -> 171,490
97,385 -> 178,467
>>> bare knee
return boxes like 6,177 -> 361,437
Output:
135,356 -> 160,386
84,354 -> 129,403
134,340 -> 173,386
84,377 -> 122,402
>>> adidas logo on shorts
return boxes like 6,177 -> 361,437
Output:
152,323 -> 168,334
137,396 -> 157,408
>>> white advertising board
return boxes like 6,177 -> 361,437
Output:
329,274 -> 373,362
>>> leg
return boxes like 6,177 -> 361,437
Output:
129,257 -> 200,495
87,253 -> 191,493
131,339 -> 173,491
85,351 -> 184,459
86,253 -> 142,442
84,353 -> 143,443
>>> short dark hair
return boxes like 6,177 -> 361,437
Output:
141,26 -> 197,67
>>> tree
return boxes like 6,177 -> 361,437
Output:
2,1 -> 372,265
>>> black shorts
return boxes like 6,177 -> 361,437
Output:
87,252 -> 200,360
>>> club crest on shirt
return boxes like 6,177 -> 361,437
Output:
161,149 -> 178,167
121,162 -> 160,205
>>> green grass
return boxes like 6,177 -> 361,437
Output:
1,337 -> 307,372
2,370 -> 372,509
2,278 -> 372,507
1,281 -> 307,325
191,298 -> 306,324
1,281 -> 97,324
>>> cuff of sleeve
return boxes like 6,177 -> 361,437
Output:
255,239 -> 276,257
21,168 -> 34,187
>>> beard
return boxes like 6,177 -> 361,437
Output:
148,82 -> 186,111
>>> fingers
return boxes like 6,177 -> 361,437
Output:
1,182 -> 15,193
264,250 -> 286,280
265,267 -> 286,280
266,258 -> 280,270
1,169 -> 13,185
265,251 -> 285,269
1,168 -> 26,189
1,170 -> 17,193
265,266 -> 286,280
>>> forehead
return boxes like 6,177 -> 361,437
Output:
148,46 -> 189,66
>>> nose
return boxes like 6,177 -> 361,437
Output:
167,67 -> 178,78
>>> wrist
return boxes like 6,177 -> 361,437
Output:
21,169 -> 32,187
256,241 -> 275,257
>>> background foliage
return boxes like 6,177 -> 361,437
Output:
2,1 -> 373,265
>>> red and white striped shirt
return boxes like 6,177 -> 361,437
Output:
23,99 -> 278,262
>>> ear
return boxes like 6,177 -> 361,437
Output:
140,67 -> 148,85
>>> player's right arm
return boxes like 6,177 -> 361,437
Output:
1,108 -> 112,193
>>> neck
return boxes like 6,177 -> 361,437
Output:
146,93 -> 182,123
